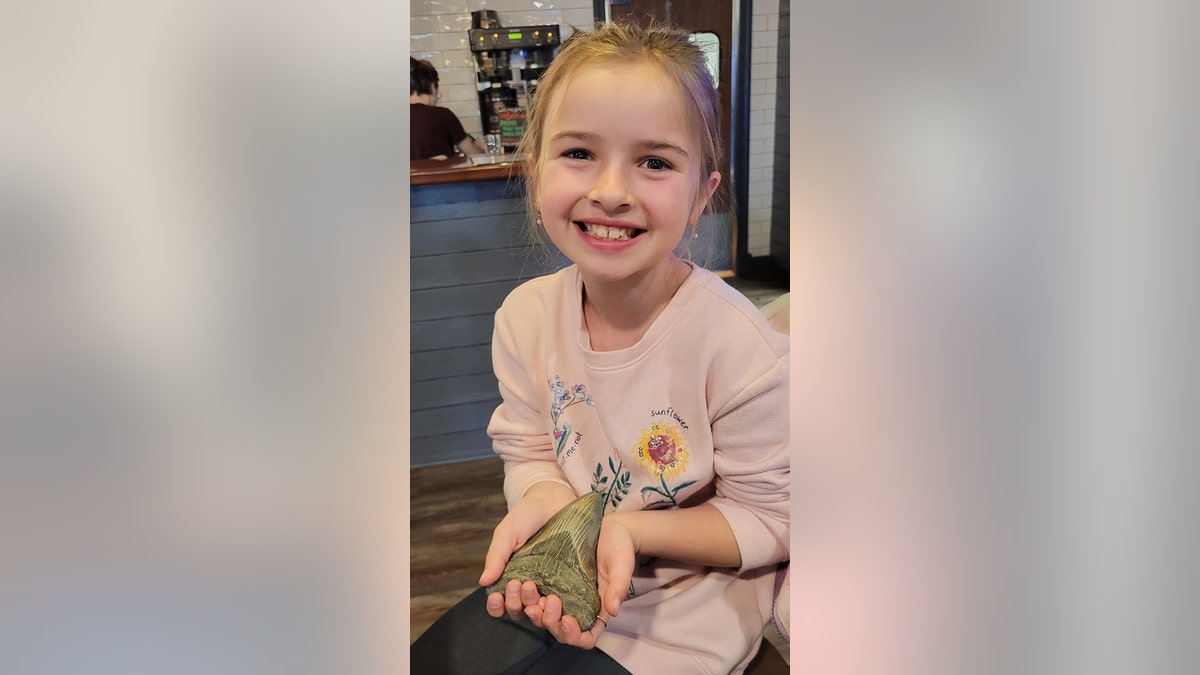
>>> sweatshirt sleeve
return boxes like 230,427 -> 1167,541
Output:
486,300 -> 573,509
708,351 -> 791,571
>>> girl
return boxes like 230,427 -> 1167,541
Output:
411,22 -> 789,674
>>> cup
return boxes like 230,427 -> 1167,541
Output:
485,134 -> 502,156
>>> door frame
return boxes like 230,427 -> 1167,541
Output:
729,0 -> 770,277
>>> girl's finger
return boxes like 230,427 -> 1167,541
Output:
520,580 -> 540,608
504,579 -> 524,620
540,594 -> 564,641
598,555 -> 634,618
479,525 -> 514,587
523,603 -> 544,627
590,612 -> 609,638
560,615 -> 582,644
485,591 -> 504,618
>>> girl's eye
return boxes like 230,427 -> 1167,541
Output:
564,148 -> 591,160
643,157 -> 671,171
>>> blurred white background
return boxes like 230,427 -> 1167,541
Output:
788,0 -> 1191,673
2,1 -> 409,673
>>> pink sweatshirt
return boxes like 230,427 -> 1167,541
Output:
487,263 -> 790,674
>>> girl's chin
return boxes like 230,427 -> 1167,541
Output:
575,259 -> 680,287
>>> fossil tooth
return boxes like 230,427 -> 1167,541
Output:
487,490 -> 605,631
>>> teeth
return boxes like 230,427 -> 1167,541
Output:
583,223 -> 633,240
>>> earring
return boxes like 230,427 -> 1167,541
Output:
536,213 -> 543,226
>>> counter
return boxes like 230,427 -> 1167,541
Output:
409,155 -> 525,186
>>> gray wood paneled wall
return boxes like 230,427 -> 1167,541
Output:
410,178 -> 563,467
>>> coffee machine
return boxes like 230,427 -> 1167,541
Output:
469,10 -> 560,151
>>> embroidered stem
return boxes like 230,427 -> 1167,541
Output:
640,474 -> 697,509
592,456 -> 630,514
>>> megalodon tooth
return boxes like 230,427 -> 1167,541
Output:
487,490 -> 606,631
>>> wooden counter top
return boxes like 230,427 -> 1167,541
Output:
410,156 -> 525,186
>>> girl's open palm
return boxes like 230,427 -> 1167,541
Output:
479,485 -> 576,621
522,515 -> 638,648
480,500 -> 552,621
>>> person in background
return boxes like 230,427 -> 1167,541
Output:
411,58 -> 485,160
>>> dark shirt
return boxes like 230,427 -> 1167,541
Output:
410,103 -> 472,160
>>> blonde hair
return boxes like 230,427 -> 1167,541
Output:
516,21 -> 724,244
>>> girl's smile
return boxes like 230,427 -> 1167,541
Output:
575,218 -> 645,249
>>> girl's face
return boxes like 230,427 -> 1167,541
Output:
535,61 -> 719,287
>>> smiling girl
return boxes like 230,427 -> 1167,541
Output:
410,22 -> 789,674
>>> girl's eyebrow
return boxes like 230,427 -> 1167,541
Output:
549,130 -> 600,143
549,131 -> 690,158
640,140 -> 690,158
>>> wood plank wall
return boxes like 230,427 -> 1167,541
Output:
410,178 -> 565,467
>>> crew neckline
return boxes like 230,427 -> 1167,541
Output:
572,261 -> 707,369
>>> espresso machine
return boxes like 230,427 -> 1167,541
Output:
469,10 -> 560,151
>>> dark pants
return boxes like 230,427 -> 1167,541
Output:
410,587 -> 632,675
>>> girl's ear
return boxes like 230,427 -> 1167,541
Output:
691,171 -> 722,222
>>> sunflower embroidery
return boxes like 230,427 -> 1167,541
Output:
632,420 -> 689,479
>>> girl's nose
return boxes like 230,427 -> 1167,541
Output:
587,164 -> 631,210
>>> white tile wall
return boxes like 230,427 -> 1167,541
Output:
748,234 -> 771,255
470,0 -> 544,13
562,8 -> 599,31
746,0 -> 784,257
410,16 -> 442,34
754,0 -> 780,15
410,0 -> 594,143
412,0 -> 469,17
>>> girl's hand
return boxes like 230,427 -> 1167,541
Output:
491,579 -> 543,623
595,514 -> 637,621
523,593 -> 609,649
479,482 -> 576,621
523,514 -> 638,647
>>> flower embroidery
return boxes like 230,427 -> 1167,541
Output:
591,456 -> 631,513
632,421 -> 689,479
648,434 -> 678,466
548,375 -> 594,457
